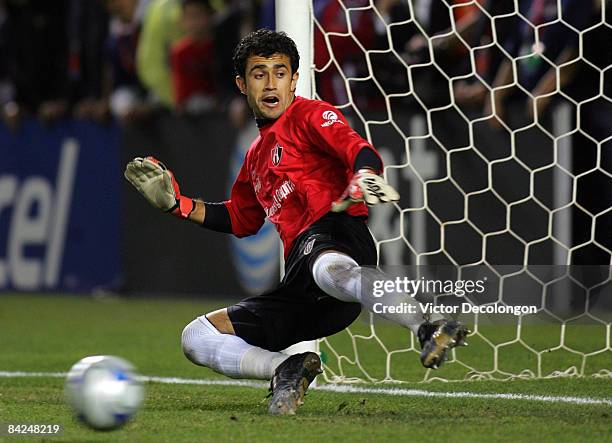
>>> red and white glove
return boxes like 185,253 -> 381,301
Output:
331,168 -> 400,213
124,156 -> 195,219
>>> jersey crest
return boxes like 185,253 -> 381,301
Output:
271,143 -> 283,166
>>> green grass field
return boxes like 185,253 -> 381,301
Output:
0,294 -> 610,442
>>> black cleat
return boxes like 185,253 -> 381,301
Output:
417,319 -> 469,369
268,352 -> 322,415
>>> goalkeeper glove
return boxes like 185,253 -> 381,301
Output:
331,168 -> 400,213
124,156 -> 195,219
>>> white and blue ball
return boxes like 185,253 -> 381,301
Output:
65,355 -> 144,430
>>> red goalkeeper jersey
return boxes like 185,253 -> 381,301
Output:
224,96 -> 382,256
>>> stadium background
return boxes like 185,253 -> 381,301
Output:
2,0 -> 609,298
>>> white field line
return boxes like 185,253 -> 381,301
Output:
1,371 -> 611,407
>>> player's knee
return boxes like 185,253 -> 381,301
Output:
181,317 -> 218,364
312,252 -> 359,302
180,319 -> 200,363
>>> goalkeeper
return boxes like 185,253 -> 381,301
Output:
125,29 -> 468,415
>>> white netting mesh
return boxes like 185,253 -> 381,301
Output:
312,0 -> 612,383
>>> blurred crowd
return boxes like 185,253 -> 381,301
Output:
0,0 -> 274,129
314,0 -> 610,134
0,0 -> 609,132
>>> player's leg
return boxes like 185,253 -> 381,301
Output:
311,251 -> 436,335
224,296 -> 325,415
296,213 -> 432,334
180,307 -> 288,380
311,250 -> 468,368
181,303 -> 322,415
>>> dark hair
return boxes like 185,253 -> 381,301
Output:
232,29 -> 300,78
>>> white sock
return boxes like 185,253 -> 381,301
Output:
181,316 -> 288,380
312,252 -> 443,335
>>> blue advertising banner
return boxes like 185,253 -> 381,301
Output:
0,120 -> 122,292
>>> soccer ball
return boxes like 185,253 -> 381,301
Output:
64,355 -> 144,430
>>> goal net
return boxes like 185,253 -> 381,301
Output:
310,0 -> 611,383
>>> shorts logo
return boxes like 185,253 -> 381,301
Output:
271,143 -> 283,166
304,238 -> 316,255
321,110 -> 344,127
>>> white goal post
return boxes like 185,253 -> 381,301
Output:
276,0 -> 611,383
276,0 -> 320,358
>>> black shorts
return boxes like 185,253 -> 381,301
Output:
226,212 -> 377,351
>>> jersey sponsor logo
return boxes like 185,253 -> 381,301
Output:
264,179 -> 295,218
321,110 -> 344,127
271,143 -> 283,166
303,237 -> 316,255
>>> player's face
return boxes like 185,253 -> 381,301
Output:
235,54 -> 299,120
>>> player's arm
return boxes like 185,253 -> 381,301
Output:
301,105 -> 399,211
124,156 -> 264,235
124,156 -> 198,219
331,148 -> 400,212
